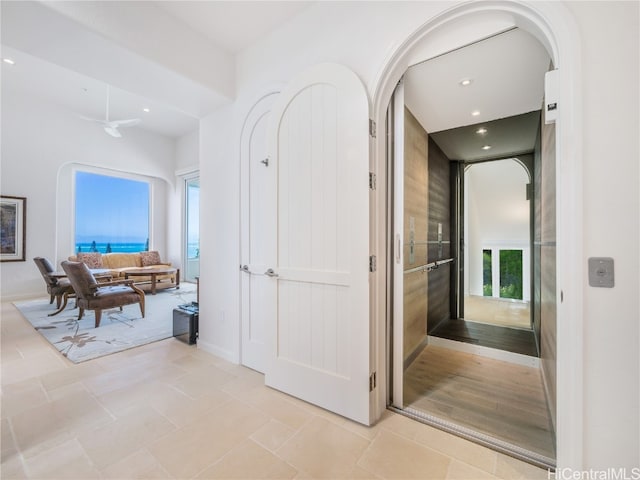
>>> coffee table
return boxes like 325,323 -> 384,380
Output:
124,267 -> 180,295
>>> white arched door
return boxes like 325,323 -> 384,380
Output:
265,63 -> 372,425
240,92 -> 279,373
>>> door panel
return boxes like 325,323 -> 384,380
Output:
266,63 -> 371,425
240,93 -> 278,373
392,80 -> 405,408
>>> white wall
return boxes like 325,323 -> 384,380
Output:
564,1 -> 640,470
199,0 -> 639,469
175,130 -> 199,172
1,87 -> 179,299
198,105 -> 238,360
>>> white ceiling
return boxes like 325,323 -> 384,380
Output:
2,45 -> 201,138
404,28 -> 552,161
1,1 -> 314,139
1,3 -> 551,144
156,1 -> 313,54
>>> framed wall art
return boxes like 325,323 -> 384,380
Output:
1,195 -> 26,262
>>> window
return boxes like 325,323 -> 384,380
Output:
75,171 -> 150,253
482,249 -> 493,296
482,247 -> 525,300
499,249 -> 523,300
184,176 -> 200,281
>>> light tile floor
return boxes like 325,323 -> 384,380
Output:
464,296 -> 531,330
1,301 -> 548,479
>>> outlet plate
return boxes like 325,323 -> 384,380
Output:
588,257 -> 614,288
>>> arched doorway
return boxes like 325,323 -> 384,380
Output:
370,2 -> 583,468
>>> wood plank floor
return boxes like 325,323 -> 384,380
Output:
429,318 -> 539,357
404,345 -> 555,460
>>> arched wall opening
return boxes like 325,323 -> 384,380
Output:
370,1 -> 583,468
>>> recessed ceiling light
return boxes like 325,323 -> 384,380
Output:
3,58 -> 15,65
143,108 -> 150,113
460,78 -> 473,86
476,127 -> 488,135
471,110 -> 480,116
482,145 -> 492,150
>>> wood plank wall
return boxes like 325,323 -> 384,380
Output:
403,107 -> 429,361
427,138 -> 452,333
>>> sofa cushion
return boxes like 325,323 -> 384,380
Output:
76,253 -> 103,269
102,253 -> 142,269
140,250 -> 162,266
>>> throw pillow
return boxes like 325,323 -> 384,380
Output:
140,250 -> 162,266
77,252 -> 103,269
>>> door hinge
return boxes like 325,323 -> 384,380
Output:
369,255 -> 377,273
369,172 -> 376,190
369,372 -> 377,392
369,119 -> 376,138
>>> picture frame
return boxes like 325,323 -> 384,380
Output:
1,195 -> 26,262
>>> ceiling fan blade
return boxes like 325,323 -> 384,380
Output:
77,114 -> 104,123
104,126 -> 122,138
109,118 -> 141,128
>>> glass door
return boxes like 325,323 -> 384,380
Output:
185,176 -> 200,282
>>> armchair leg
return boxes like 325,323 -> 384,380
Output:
131,284 -> 145,318
48,292 -> 71,317
95,310 -> 102,328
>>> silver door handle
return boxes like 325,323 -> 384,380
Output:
264,268 -> 279,277
240,264 -> 252,274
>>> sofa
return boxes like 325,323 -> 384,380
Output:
69,251 -> 179,292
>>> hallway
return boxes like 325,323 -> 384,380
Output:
404,345 -> 555,464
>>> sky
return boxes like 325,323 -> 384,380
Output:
75,171 -> 149,244
187,179 -> 199,245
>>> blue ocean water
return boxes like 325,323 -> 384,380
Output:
76,242 -> 200,256
76,243 -> 146,254
187,243 -> 199,258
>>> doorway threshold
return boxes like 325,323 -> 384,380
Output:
388,405 -> 556,470
429,317 -> 539,357
427,335 -> 539,368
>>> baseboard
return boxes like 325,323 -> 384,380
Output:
197,340 -> 237,364
427,335 -> 540,368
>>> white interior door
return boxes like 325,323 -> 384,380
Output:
265,63 -> 371,425
391,80 -> 405,409
240,93 -> 279,373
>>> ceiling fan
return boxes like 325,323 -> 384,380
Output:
80,85 -> 141,138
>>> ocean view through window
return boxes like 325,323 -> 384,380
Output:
75,171 -> 150,254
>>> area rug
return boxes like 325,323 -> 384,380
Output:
14,283 -> 197,363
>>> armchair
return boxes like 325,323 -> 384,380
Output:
61,261 -> 145,328
33,257 -> 74,316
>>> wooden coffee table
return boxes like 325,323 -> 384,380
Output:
124,267 -> 180,295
